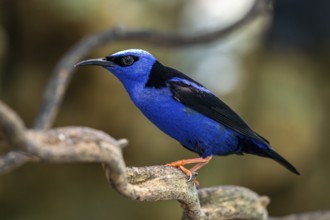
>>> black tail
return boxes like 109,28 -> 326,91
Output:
243,142 -> 300,175
263,148 -> 300,175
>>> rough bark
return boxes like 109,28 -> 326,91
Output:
0,101 -> 269,220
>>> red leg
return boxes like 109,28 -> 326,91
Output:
189,156 -> 212,173
165,156 -> 213,180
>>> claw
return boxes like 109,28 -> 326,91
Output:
187,172 -> 193,182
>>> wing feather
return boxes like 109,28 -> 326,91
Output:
168,79 -> 269,144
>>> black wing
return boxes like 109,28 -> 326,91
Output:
168,80 -> 269,145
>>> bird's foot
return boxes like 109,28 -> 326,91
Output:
165,161 -> 193,181
165,156 -> 212,182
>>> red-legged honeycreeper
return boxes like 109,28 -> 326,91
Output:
76,49 -> 300,177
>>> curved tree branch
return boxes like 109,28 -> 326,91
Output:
33,0 -> 269,130
0,100 -> 268,220
3,100 -> 327,219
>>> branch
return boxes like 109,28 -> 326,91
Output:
33,0 -> 269,130
0,151 -> 36,174
0,99 -> 328,219
0,100 -> 268,219
269,211 -> 330,220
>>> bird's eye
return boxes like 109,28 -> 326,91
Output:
121,56 -> 135,66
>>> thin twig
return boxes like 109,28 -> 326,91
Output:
33,0 -> 269,130
0,151 -> 36,174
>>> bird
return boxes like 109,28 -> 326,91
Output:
76,49 -> 300,179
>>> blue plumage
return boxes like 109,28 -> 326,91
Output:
76,49 -> 299,176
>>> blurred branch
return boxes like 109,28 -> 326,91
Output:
0,100 -> 269,220
269,211 -> 330,220
0,151 -> 36,174
33,0 -> 270,130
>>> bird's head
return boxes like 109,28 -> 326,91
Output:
76,49 -> 156,88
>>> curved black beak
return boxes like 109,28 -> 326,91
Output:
75,58 -> 115,67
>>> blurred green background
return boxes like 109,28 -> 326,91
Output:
0,0 -> 329,219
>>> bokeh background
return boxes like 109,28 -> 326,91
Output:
0,0 -> 329,219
